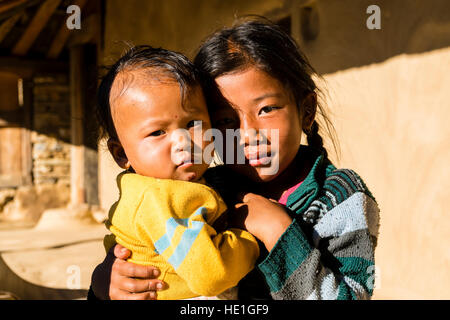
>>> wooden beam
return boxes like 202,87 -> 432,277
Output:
0,12 -> 22,43
0,0 -> 41,21
47,0 -> 87,59
70,45 -> 86,205
0,56 -> 68,77
12,0 -> 61,56
0,0 -> 28,15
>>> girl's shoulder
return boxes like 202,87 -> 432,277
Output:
301,164 -> 379,226
322,167 -> 376,203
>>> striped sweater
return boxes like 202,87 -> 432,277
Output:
254,148 -> 380,300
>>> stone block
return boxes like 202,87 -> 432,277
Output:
2,183 -> 70,223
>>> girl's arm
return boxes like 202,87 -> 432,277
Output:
89,244 -> 165,300
238,170 -> 380,300
135,206 -> 260,297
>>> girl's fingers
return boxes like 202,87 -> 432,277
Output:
118,277 -> 165,294
110,287 -> 157,300
113,244 -> 131,260
113,258 -> 161,279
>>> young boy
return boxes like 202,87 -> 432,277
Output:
96,45 -> 259,300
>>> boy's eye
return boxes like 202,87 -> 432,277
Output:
187,120 -> 202,128
258,106 -> 280,115
149,130 -> 165,137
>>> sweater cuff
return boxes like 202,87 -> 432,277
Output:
257,219 -> 312,293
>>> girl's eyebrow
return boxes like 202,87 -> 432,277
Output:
252,92 -> 282,102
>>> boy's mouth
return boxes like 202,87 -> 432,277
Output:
175,154 -> 202,168
178,159 -> 193,168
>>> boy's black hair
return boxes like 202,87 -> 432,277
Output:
194,17 -> 339,160
96,45 -> 201,140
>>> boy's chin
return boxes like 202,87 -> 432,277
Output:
174,164 -> 208,182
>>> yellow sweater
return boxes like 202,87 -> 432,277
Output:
104,172 -> 260,300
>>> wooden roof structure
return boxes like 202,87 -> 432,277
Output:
0,0 -> 100,61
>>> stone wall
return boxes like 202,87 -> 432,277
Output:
0,73 -> 71,223
32,74 -> 71,185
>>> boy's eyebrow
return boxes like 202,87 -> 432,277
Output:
138,118 -> 170,131
252,92 -> 282,102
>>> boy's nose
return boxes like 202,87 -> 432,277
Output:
171,129 -> 192,152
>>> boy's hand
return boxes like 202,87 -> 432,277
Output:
232,193 -> 292,251
91,244 -> 166,300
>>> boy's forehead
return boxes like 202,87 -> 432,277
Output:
110,78 -> 205,123
110,70 -> 177,105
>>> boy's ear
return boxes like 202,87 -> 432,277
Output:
107,138 -> 131,170
301,92 -> 317,132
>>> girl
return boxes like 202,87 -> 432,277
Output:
90,18 -> 380,300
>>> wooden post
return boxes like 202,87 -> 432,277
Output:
69,45 -> 85,205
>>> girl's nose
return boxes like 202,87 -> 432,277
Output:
240,115 -> 261,146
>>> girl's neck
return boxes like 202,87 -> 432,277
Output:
257,146 -> 313,200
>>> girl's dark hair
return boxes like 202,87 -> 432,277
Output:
194,17 -> 339,160
97,45 -> 201,140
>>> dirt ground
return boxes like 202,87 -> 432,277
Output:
0,209 -> 108,300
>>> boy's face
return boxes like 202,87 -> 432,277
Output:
109,78 -> 212,182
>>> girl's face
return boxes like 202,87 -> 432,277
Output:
213,67 -> 310,182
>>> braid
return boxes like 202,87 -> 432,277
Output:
307,120 -> 328,158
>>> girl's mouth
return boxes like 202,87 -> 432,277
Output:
245,149 -> 272,167
248,156 -> 272,167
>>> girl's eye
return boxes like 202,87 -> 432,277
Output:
259,106 -> 280,115
187,120 -> 202,128
149,130 -> 165,137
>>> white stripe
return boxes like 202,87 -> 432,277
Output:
344,276 -> 370,300
325,190 -> 338,207
306,268 -> 340,300
312,192 -> 379,244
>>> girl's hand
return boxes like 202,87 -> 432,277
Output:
91,244 -> 166,300
231,193 -> 292,251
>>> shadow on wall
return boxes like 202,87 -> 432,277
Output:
294,0 -> 450,75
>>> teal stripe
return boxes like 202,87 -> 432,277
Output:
334,171 -> 358,192
337,256 -> 374,295
319,194 -> 333,210
258,221 -> 312,292
337,281 -> 353,300
326,181 -> 345,204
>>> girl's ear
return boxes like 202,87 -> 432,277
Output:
301,92 -> 317,132
107,138 -> 131,170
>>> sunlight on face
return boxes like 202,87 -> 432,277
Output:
111,78 -> 212,182
213,67 -> 303,182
